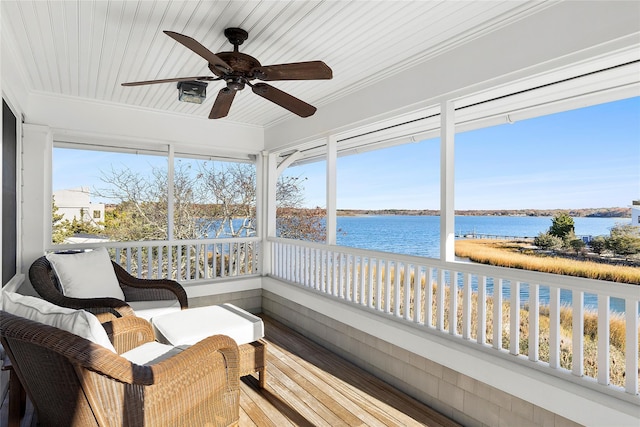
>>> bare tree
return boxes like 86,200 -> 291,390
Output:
95,160 -> 324,242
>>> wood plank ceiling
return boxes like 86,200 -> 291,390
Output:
2,1 -> 546,127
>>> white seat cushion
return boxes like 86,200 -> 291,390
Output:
1,291 -> 116,353
120,341 -> 184,365
152,303 -> 264,346
128,300 -> 182,321
46,247 -> 125,301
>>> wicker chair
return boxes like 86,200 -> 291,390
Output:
0,311 -> 240,427
29,255 -> 188,321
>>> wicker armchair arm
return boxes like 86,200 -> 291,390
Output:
148,334 -> 239,384
102,316 -> 155,354
85,334 -> 240,386
112,262 -> 189,309
59,296 -> 135,318
84,335 -> 240,426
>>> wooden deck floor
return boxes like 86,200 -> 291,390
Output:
2,314 -> 459,427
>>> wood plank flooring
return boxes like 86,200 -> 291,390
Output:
1,315 -> 460,427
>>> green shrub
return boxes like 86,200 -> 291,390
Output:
534,232 -> 563,250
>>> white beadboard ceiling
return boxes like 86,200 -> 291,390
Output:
2,0 -> 546,127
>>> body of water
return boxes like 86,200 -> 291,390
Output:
335,215 -> 632,312
336,215 -> 626,258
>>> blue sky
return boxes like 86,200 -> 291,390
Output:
284,96 -> 640,210
54,96 -> 639,210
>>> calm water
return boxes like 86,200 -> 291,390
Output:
336,215 -> 632,312
336,215 -> 626,258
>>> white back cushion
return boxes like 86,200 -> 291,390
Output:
1,291 -> 116,353
46,247 -> 125,301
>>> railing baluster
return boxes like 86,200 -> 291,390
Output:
510,281 -> 520,355
361,257 -> 368,305
338,253 -> 345,298
549,286 -> 560,369
404,263 -> 412,320
139,248 -> 145,278
136,246 -> 143,277
597,294 -> 610,385
529,284 -> 539,362
147,245 -> 153,279
322,249 -> 327,292
384,260 -> 391,314
414,266 -> 423,324
425,267 -> 434,328
477,276 -> 486,345
625,299 -> 639,394
331,251 -> 340,296
394,261 -> 401,317
315,248 -> 321,290
462,273 -> 472,339
572,290 -> 584,377
493,278 -> 503,349
367,257 -> 374,307
437,270 -> 445,331
376,259 -> 383,311
449,271 -> 458,335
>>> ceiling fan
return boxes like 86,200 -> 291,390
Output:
122,28 -> 332,119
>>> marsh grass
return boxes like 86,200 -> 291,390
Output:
455,239 -> 640,284
349,264 -> 635,388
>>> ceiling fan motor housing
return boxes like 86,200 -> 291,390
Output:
123,27 -> 332,119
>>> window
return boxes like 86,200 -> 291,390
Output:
277,159 -> 327,242
52,146 -> 257,244
336,138 -> 440,257
172,157 -> 256,239
52,146 -> 167,243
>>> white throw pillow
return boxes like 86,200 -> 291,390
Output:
1,291 -> 116,352
46,247 -> 125,301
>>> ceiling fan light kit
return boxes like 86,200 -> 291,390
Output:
122,27 -> 332,119
177,80 -> 208,104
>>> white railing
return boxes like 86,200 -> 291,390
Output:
269,237 -> 640,399
50,237 -> 261,282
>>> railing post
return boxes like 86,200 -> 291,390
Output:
440,100 -> 455,262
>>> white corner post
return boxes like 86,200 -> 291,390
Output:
440,100 -> 455,261
167,144 -> 175,241
326,135 -> 337,245
259,151 -> 278,275
21,124 -> 53,276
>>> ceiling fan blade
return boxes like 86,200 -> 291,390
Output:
253,61 -> 332,81
164,31 -> 232,75
121,76 -> 216,86
251,83 -> 316,117
209,88 -> 237,119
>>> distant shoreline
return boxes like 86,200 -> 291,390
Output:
336,207 -> 631,218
